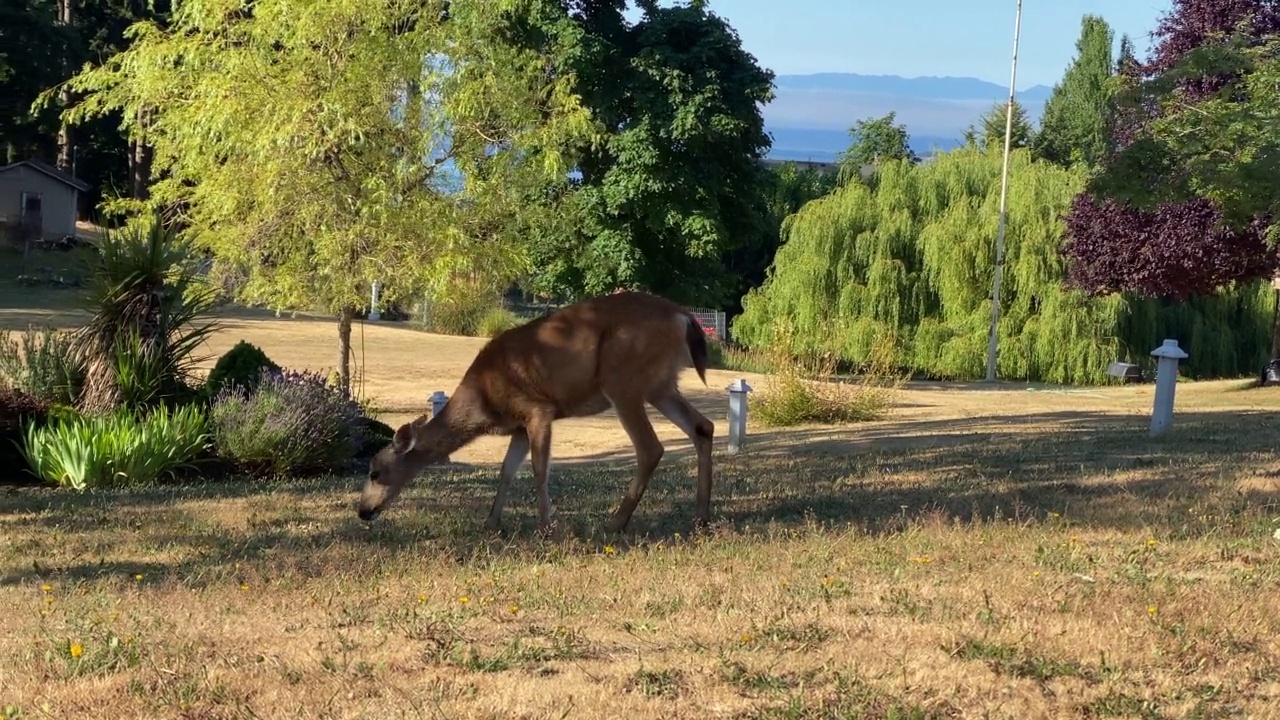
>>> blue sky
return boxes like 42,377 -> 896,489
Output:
658,0 -> 1174,88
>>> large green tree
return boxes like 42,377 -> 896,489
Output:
524,0 -> 776,308
1060,1 -> 1280,362
836,112 -> 917,180
51,0 -> 596,393
732,147 -> 1273,384
1033,14 -> 1115,168
963,99 -> 1035,151
1,0 -> 71,165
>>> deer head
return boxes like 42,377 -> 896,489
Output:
357,419 -> 449,521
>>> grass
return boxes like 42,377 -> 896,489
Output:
3,371 -> 1279,716
2,296 -> 1279,717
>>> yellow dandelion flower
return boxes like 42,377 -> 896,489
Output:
240,583 -> 249,591
1146,539 -> 1157,548
69,643 -> 84,658
509,605 -> 520,615
603,545 -> 616,555
417,594 -> 427,604
740,634 -> 752,643
1033,571 -> 1040,578
1049,512 -> 1060,518
41,583 -> 52,593
1147,605 -> 1158,616
458,595 -> 469,604
134,573 -> 143,581
44,596 -> 53,604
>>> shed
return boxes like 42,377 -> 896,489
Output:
0,160 -> 90,244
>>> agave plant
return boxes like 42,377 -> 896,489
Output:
74,213 -> 221,413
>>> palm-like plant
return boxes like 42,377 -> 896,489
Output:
74,214 -> 221,414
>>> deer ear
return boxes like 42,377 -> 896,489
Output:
391,423 -> 416,454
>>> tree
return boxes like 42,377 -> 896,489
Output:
523,0 -> 776,308
732,147 -> 1273,383
721,161 -> 838,318
1116,32 -> 1140,75
52,0 -> 596,394
836,112 -> 917,179
1033,14 -> 1114,168
0,0 -> 71,164
963,99 -> 1034,151
1060,0 -> 1280,359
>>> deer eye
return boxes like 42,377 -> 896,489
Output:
369,469 -> 380,480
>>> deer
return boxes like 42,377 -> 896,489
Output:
356,290 -> 716,535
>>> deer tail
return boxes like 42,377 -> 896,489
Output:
684,312 -> 709,385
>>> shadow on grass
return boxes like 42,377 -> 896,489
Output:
2,408 -> 1278,588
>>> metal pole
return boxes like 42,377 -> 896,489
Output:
984,0 -> 1024,383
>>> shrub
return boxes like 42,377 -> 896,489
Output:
204,340 -> 281,399
75,213 -> 220,413
707,338 -> 777,375
21,404 -> 210,490
209,369 -> 368,476
0,326 -> 86,406
416,290 -> 506,337
753,326 -> 902,427
475,307 -> 522,338
0,387 -> 52,483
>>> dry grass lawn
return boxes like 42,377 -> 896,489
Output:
3,310 -> 1280,719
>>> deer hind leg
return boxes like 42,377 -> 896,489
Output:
606,396 -> 666,533
651,391 -> 715,529
485,429 -> 530,532
526,414 -> 557,535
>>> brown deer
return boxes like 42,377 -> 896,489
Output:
357,290 -> 716,534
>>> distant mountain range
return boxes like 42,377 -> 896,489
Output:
762,73 -> 1054,162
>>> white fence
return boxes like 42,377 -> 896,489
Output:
686,306 -> 726,343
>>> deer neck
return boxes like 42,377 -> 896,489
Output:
418,389 -> 489,457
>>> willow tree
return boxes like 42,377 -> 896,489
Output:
50,0 -> 596,393
736,144 -> 1275,384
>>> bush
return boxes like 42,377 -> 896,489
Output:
416,291 -> 507,337
753,327 -> 901,427
204,340 -> 281,399
707,338 -> 777,375
209,368 -> 368,476
75,213 -> 220,413
0,387 -> 51,483
21,404 -> 210,490
0,326 -> 86,406
475,307 -> 522,338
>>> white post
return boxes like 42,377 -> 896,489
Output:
727,379 -> 753,454
368,281 -> 382,321
430,390 -> 449,418
1149,339 -> 1188,437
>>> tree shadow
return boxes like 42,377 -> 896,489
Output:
2,408 -> 1278,588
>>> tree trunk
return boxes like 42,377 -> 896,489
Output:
129,108 -> 153,200
55,0 -> 77,174
1271,287 -> 1280,359
130,136 -> 153,200
337,306 -> 355,398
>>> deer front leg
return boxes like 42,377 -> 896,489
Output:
607,399 -> 665,534
486,429 -> 530,532
526,416 -> 556,536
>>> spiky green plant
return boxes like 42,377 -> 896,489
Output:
21,404 -> 210,490
74,214 -> 221,413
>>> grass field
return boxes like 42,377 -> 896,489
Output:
3,293 -> 1280,718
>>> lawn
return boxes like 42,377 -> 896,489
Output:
3,299 -> 1280,718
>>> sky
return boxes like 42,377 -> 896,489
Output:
669,0 -> 1175,88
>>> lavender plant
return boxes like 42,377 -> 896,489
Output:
209,368 -> 368,476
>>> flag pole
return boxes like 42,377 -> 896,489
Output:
985,0 -> 1024,383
